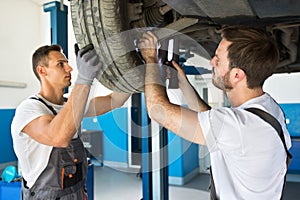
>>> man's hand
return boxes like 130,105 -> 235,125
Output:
75,44 -> 103,85
139,31 -> 159,63
170,61 -> 189,89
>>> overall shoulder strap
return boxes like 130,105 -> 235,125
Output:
245,107 -> 292,162
30,96 -> 57,115
246,108 -> 292,200
209,167 -> 218,200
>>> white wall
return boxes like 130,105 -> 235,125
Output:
0,0 -> 81,108
0,0 -> 49,108
264,72 -> 300,103
0,0 -> 299,109
185,53 -> 300,105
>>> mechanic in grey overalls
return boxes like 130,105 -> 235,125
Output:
11,43 -> 130,199
21,96 -> 88,199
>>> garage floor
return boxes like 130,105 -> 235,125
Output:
93,166 -> 300,200
93,166 -> 209,200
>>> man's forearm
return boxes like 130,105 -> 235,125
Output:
180,81 -> 211,112
144,59 -> 171,122
144,60 -> 205,144
85,92 -> 130,117
49,84 -> 90,146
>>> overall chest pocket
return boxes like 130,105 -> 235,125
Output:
58,139 -> 87,189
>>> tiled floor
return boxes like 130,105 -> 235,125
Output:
93,166 -> 209,200
93,166 -> 143,200
93,165 -> 300,200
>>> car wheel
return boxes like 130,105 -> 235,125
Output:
71,0 -> 145,93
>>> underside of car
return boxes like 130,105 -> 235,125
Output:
70,0 -> 300,93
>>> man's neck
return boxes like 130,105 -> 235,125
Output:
39,87 -> 65,105
227,87 -> 264,108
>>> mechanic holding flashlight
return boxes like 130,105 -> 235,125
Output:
11,44 -> 130,199
139,26 -> 292,199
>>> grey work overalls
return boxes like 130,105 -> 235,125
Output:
21,97 -> 88,200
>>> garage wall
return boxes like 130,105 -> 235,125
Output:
264,73 -> 300,103
0,0 -> 79,108
1,0 -> 300,173
0,0 -> 49,168
0,109 -> 17,164
0,0 -> 120,168
0,0 -> 50,108
264,74 -> 300,132
0,0 -> 79,167
265,73 -> 300,172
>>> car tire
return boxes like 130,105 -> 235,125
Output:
70,0 -> 145,93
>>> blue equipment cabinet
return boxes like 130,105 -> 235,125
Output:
0,181 -> 21,200
280,103 -> 300,173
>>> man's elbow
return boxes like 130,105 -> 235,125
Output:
51,139 -> 70,148
146,100 -> 167,125
56,142 -> 69,148
111,93 -> 130,110
50,133 -> 72,148
112,101 -> 126,109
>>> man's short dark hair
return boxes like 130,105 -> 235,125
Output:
32,45 -> 62,81
221,26 -> 279,88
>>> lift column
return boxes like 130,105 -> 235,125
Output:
43,1 -> 68,57
141,96 -> 169,200
43,1 -> 68,93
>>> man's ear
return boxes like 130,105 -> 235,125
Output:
233,68 -> 245,80
36,65 -> 46,77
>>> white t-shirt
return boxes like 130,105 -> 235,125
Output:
199,93 -> 291,200
11,94 -> 79,188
